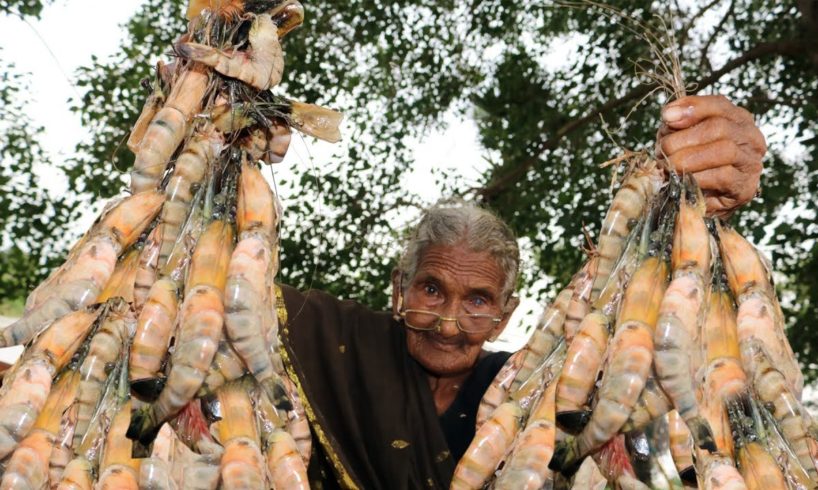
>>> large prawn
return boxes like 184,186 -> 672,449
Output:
590,161 -> 663,303
130,66 -> 210,194
717,223 -> 803,397
551,255 -> 668,474
128,217 -> 234,444
72,300 -> 134,449
654,186 -> 714,450
2,192 -> 163,347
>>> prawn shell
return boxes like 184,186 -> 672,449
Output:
186,219 -> 234,294
0,357 -> 52,460
555,311 -> 608,427
451,401 -> 522,490
100,190 -> 165,249
267,429 -> 310,490
237,162 -> 278,237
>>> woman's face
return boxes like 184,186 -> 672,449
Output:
394,243 -> 515,377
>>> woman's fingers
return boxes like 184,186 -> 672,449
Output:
694,164 -> 762,216
659,117 -> 766,160
661,94 -> 755,130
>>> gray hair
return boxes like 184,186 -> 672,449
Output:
397,199 -> 520,306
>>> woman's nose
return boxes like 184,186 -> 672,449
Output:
437,316 -> 460,337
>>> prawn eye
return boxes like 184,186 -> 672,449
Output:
104,362 -> 117,375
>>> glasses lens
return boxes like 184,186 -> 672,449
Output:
403,310 -> 440,331
458,314 -> 498,334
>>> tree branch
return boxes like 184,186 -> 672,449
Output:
477,40 -> 812,202
698,0 -> 735,73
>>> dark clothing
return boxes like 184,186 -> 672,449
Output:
278,286 -> 510,489
438,350 -> 512,463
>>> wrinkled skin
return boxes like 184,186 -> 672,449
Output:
392,243 -> 516,414
658,95 -> 766,217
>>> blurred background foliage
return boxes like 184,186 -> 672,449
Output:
1,0 -> 817,376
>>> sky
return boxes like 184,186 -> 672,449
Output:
0,1 -> 539,351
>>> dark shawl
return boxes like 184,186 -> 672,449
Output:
278,285 -> 456,489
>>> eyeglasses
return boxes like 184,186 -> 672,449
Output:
400,309 -> 502,334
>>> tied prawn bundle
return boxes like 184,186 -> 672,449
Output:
0,1 -> 335,488
460,160 -> 818,489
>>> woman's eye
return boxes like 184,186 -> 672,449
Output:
470,296 -> 488,308
423,283 -> 439,296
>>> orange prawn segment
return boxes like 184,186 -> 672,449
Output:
450,401 -> 522,490
747,341 -> 818,480
97,401 -> 139,489
129,219 -> 234,444
717,224 -> 769,299
552,257 -> 668,473
130,277 -> 179,397
0,356 -> 52,460
671,191 -> 710,276
73,302 -> 134,448
511,283 -> 575,393
476,350 -> 525,429
178,13 -> 284,91
0,371 -> 78,489
157,127 -> 221,270
622,375 -> 672,432
555,311 -> 609,432
41,311 -> 102,368
201,338 -> 247,395
185,219 -> 234,293
737,441 -> 787,490
700,290 -> 747,458
590,163 -> 662,303
237,162 -> 278,237
133,227 -> 161,310
217,381 -> 265,490
667,411 -> 696,484
130,67 -> 209,194
493,381 -> 557,489
563,259 -> 596,343
267,429 -> 310,490
97,249 -> 141,304
56,457 -> 94,490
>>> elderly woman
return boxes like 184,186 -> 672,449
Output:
277,95 -> 765,489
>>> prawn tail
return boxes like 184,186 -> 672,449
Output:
549,436 -> 582,476
555,410 -> 592,434
687,415 -> 717,453
129,377 -> 167,402
126,406 -> 162,446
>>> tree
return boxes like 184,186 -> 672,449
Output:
2,0 -> 817,375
